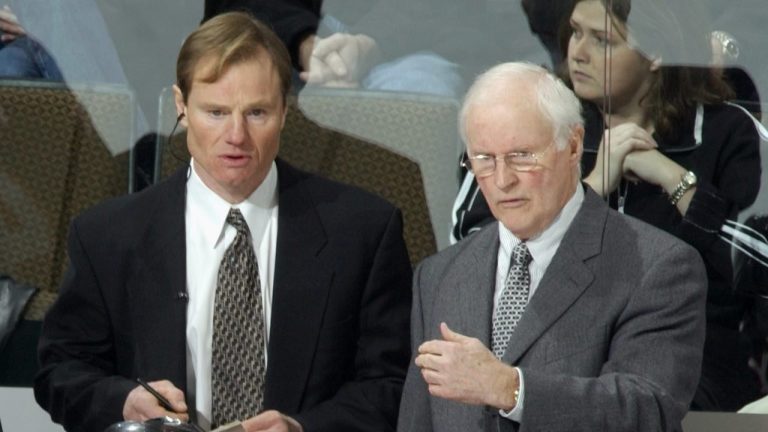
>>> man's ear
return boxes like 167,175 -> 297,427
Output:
569,125 -> 585,165
172,84 -> 188,126
279,101 -> 288,130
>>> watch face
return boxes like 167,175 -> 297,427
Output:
683,171 -> 697,186
724,41 -> 740,59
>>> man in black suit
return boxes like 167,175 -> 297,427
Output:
33,12 -> 412,432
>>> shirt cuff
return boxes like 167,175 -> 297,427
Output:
498,367 -> 524,422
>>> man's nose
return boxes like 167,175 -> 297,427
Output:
226,115 -> 246,145
493,159 -> 519,189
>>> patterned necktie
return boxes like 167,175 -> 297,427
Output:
491,242 -> 532,359
211,208 -> 266,427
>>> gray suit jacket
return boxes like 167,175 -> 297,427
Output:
398,186 -> 707,432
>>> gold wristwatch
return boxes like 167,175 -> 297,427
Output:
669,171 -> 697,205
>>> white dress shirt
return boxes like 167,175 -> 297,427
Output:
495,184 -> 584,421
184,159 -> 279,427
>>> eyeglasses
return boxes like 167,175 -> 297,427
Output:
461,141 -> 555,177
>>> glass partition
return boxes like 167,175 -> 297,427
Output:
567,0 -> 768,411
1,0 -> 766,413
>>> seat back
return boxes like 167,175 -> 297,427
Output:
297,88 -> 461,249
0,80 -> 132,319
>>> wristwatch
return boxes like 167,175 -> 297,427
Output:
711,30 -> 740,61
669,171 -> 697,205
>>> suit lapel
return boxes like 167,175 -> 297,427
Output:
435,226 -> 498,346
430,227 -> 499,431
504,187 -> 605,365
126,168 -> 189,388
263,161 -> 331,412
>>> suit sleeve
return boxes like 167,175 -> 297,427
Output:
517,242 -> 707,431
33,219 -> 137,432
678,107 -> 760,239
292,207 -> 412,432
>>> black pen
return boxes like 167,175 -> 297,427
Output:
135,378 -> 176,412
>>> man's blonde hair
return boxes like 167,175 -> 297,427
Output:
176,12 -> 292,103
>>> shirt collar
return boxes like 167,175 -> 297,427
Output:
186,158 -> 279,249
498,184 -> 585,265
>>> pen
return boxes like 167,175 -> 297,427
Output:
135,378 -> 176,412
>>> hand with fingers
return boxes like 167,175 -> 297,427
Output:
242,410 -> 303,432
299,33 -> 380,88
0,5 -> 25,44
122,379 -> 189,423
415,323 -> 520,410
584,123 -> 658,196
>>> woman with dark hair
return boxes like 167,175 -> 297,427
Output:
569,0 -> 763,411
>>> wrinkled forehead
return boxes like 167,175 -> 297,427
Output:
466,97 -> 552,138
466,109 -> 555,157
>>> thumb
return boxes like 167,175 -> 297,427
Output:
440,322 -> 466,342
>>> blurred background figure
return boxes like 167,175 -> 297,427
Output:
204,0 -> 556,99
0,1 -> 126,85
0,0 -> 149,147
0,5 -> 62,80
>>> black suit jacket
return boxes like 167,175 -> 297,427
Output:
34,159 -> 413,432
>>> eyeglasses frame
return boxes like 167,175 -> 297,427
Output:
461,140 -> 557,177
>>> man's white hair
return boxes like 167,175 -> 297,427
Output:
459,62 -> 584,150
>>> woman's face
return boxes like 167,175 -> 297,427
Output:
567,0 -> 656,111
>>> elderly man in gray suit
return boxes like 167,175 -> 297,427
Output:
397,62 -> 707,432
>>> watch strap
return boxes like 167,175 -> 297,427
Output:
669,171 -> 696,205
